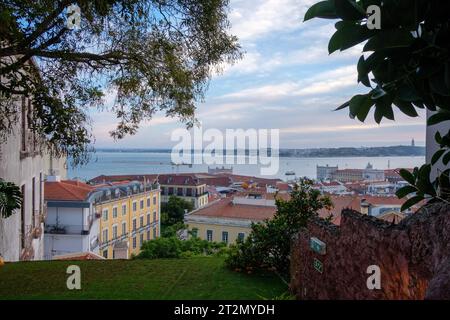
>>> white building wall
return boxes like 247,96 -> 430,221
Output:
0,97 -> 44,261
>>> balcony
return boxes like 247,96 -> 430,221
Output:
45,224 -> 92,235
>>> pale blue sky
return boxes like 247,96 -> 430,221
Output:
92,0 -> 426,149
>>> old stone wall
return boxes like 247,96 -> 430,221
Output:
290,203 -> 450,299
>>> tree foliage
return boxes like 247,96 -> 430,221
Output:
161,195 -> 194,226
136,236 -> 225,259
225,179 -> 332,277
0,0 -> 241,165
305,0 -> 450,208
0,180 -> 22,219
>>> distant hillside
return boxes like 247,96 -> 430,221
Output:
279,146 -> 425,158
96,146 -> 426,158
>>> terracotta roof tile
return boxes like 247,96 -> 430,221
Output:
188,197 -> 276,221
45,180 -> 94,201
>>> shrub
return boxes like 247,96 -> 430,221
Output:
137,236 -> 225,259
225,179 -> 332,277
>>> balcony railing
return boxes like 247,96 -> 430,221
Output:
45,224 -> 91,235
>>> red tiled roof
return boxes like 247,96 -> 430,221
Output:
53,252 -> 105,260
89,174 -> 158,184
189,197 -> 276,221
45,180 -> 94,201
157,174 -> 203,186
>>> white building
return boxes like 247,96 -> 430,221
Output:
316,165 -> 338,181
0,95 -> 67,261
362,163 -> 385,181
44,178 -> 99,259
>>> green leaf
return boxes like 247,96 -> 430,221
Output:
401,196 -> 424,212
443,151 -> 450,165
334,0 -> 366,21
304,1 -> 337,21
335,100 -> 350,111
394,100 -> 419,117
428,110 -> 450,126
328,22 -> 375,54
357,56 -> 371,87
431,149 -> 446,165
395,185 -> 417,199
399,169 -> 415,185
349,93 -> 374,122
363,29 -> 414,52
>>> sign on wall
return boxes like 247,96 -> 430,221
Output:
313,258 -> 323,273
310,237 -> 326,255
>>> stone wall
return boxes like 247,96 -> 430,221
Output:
290,203 -> 450,300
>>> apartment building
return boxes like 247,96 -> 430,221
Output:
90,173 -> 208,209
44,179 -> 160,259
0,94 -> 67,262
158,174 -> 208,209
95,181 -> 160,258
185,194 -> 278,244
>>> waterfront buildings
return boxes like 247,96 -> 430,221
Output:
316,165 -> 338,181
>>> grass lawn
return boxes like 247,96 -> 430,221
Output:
0,257 -> 287,300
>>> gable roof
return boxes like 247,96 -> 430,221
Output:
45,180 -> 94,201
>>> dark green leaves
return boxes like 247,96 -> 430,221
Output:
363,29 -> 414,52
428,109 -> 450,126
304,0 -> 337,21
334,0 -> 366,21
394,99 -> 419,117
400,196 -> 423,212
0,180 -> 22,219
349,94 -> 374,122
329,21 -> 375,54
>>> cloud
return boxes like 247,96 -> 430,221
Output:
230,0 -> 316,41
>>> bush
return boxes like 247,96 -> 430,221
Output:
225,179 -> 332,277
136,236 -> 226,259
137,237 -> 181,259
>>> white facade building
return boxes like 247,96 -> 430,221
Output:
0,95 -> 67,262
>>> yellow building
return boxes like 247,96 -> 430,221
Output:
185,195 -> 277,245
94,181 -> 160,259
158,174 -> 208,209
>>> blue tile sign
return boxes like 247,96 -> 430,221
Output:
310,237 -> 326,255
313,258 -> 323,273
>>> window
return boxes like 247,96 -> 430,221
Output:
140,232 -> 144,246
191,228 -> 198,238
222,231 -> 228,244
102,229 -> 108,243
238,233 -> 245,241
147,197 -> 150,207
140,199 -> 144,210
103,250 -> 108,258
206,230 -> 213,242
153,196 -> 157,205
112,207 -> 118,218
112,225 -> 118,239
132,201 -> 137,212
132,236 -> 137,249
122,222 -> 126,236
147,213 -> 150,225
140,215 -> 144,228
153,211 -> 157,222
122,204 -> 127,216
102,209 -> 108,221
153,227 -> 157,239
132,218 -> 137,231
147,230 -> 151,240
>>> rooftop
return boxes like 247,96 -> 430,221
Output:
188,197 -> 277,221
44,180 -> 94,201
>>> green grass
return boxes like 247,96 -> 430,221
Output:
0,257 -> 287,300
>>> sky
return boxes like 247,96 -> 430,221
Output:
91,0 -> 426,149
